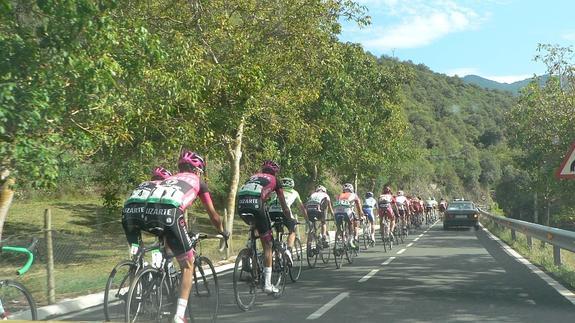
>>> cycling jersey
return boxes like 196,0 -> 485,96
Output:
268,187 -> 302,230
378,193 -> 395,219
306,191 -> 330,222
362,197 -> 377,222
334,192 -> 359,226
395,195 -> 409,211
237,173 -> 282,237
122,173 -> 211,258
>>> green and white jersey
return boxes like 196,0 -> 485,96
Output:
268,188 -> 302,214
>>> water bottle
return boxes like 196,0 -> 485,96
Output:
246,238 -> 252,249
151,248 -> 163,269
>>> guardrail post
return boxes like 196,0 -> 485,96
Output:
44,208 -> 56,304
511,229 -> 516,241
526,236 -> 532,249
553,246 -> 561,266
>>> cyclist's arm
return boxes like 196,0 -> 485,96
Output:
198,186 -> 225,233
327,197 -> 335,217
276,188 -> 293,220
295,193 -> 308,220
355,196 -> 364,217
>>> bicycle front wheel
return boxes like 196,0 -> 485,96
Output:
321,234 -> 331,264
0,280 -> 37,320
104,260 -> 137,322
125,267 -> 165,323
232,248 -> 257,311
189,256 -> 219,323
289,238 -> 303,282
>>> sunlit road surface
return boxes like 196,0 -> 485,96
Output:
62,222 -> 574,322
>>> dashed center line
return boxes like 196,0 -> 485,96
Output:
407,242 -> 414,247
307,292 -> 350,320
358,269 -> 379,282
382,257 -> 396,265
413,237 -> 420,242
396,248 -> 406,255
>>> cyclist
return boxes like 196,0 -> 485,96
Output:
267,177 -> 307,265
305,185 -> 334,248
378,185 -> 396,238
362,191 -> 377,243
424,197 -> 436,223
395,190 -> 410,232
237,160 -> 292,294
123,151 -> 228,323
438,198 -> 448,217
333,183 -> 364,249
121,166 -> 172,257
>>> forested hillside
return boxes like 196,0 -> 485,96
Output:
378,59 -> 516,201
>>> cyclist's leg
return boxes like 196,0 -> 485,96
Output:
164,210 -> 196,321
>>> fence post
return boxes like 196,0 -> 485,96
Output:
526,235 -> 532,249
553,246 -> 562,266
44,209 -> 56,304
511,229 -> 516,241
224,208 -> 230,259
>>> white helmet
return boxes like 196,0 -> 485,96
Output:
316,185 -> 327,193
343,183 -> 354,193
398,190 -> 404,196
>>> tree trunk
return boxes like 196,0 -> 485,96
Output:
0,171 -> 15,242
353,172 -> 358,193
225,116 -> 245,241
545,200 -> 550,226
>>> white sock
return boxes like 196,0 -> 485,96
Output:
264,267 -> 272,286
176,298 -> 187,318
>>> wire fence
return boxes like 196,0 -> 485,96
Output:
0,209 -> 241,307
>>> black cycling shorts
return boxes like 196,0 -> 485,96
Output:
122,202 -> 193,256
237,195 -> 272,235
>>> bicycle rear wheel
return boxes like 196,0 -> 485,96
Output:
306,235 -> 318,269
362,225 -> 369,250
125,267 -> 165,323
271,244 -> 287,298
104,260 -> 136,322
333,232 -> 344,269
289,238 -> 303,282
189,256 -> 219,323
0,280 -> 37,320
320,234 -> 331,264
232,248 -> 257,311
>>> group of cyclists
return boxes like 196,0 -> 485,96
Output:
120,150 -> 448,322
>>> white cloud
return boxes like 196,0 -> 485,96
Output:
483,74 -> 532,83
346,0 -> 485,52
445,67 -> 480,77
562,31 -> 575,41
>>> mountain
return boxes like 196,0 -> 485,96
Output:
461,74 -> 548,95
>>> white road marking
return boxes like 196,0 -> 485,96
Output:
307,292 -> 350,320
396,248 -> 406,255
382,257 -> 396,265
482,224 -> 575,306
413,237 -> 420,242
407,242 -> 414,247
358,269 -> 379,282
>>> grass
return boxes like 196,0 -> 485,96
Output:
482,217 -> 575,291
1,197 -> 253,305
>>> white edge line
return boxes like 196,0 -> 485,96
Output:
396,248 -> 406,255
358,269 -> 379,282
307,292 -> 350,320
382,257 -> 396,265
482,224 -> 575,306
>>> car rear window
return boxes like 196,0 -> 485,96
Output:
447,203 -> 474,210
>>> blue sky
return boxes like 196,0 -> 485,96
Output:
339,0 -> 575,83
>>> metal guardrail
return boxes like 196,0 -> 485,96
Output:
479,209 -> 575,266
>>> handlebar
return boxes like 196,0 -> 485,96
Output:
189,232 -> 228,252
1,238 -> 38,275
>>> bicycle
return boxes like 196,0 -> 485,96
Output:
359,217 -> 375,250
0,238 -> 38,320
103,238 -> 162,321
232,214 -> 287,311
333,214 -> 353,269
379,216 -> 393,252
273,218 -> 303,283
306,217 -> 331,268
125,232 -> 222,323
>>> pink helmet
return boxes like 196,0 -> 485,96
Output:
178,150 -> 205,172
152,167 -> 172,180
262,160 -> 280,175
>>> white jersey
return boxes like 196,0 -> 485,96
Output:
363,197 -> 377,209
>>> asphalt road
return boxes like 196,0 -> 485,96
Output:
59,221 -> 574,322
